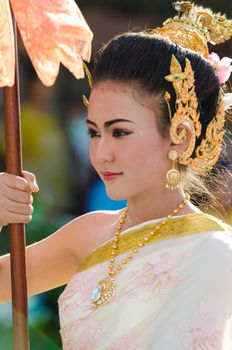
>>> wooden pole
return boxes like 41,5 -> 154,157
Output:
3,11 -> 29,350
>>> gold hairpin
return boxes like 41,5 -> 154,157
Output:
82,61 -> 92,108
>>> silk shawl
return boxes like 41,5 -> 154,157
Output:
58,213 -> 232,349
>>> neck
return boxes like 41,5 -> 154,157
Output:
124,187 -> 200,230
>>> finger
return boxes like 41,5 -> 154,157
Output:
3,186 -> 33,204
5,201 -> 34,216
22,171 -> 39,192
4,212 -> 32,224
2,173 -> 30,192
22,170 -> 36,181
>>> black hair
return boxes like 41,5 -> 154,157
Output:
92,32 -> 220,152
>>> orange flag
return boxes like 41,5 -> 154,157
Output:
0,0 -> 93,87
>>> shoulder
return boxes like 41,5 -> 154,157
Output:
203,213 -> 232,233
186,211 -> 232,233
182,221 -> 232,291
203,230 -> 232,253
199,212 -> 232,244
203,214 -> 232,256
61,209 -> 122,264
71,209 -> 122,229
183,212 -> 232,265
196,225 -> 232,270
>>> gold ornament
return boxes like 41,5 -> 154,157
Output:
166,150 -> 181,190
164,54 -> 226,174
165,55 -> 201,165
150,1 -> 232,58
189,97 -> 225,173
91,193 -> 190,310
82,61 -> 92,108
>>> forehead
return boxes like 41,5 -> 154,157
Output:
88,81 -> 156,124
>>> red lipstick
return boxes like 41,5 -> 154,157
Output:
102,171 -> 123,181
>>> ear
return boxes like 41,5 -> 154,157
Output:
169,122 -> 193,157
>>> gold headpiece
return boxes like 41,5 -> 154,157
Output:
164,55 -> 225,173
153,2 -> 232,174
151,1 -> 232,58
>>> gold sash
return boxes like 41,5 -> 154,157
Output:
78,213 -> 231,273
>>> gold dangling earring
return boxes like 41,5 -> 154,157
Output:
166,150 -> 181,190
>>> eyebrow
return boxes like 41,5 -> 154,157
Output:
86,118 -> 135,128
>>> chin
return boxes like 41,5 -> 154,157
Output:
105,187 -> 127,201
107,192 -> 127,201
105,185 -> 139,201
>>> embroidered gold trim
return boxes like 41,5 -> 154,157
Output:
78,213 -> 231,273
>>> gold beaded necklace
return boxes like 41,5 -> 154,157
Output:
91,192 -> 190,310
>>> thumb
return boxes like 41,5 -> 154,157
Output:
22,170 -> 39,192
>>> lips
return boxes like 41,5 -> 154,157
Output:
102,171 -> 123,181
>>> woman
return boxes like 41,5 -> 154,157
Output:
1,2 -> 232,349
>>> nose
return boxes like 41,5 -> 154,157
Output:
93,136 -> 115,164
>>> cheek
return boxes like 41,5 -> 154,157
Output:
89,144 -> 97,169
128,134 -> 166,164
125,137 -> 169,182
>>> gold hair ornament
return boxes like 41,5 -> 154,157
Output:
164,54 -> 226,174
82,61 -> 92,108
150,1 -> 232,58
155,1 -> 232,174
165,55 -> 201,165
190,97 -> 225,173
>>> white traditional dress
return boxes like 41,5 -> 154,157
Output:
58,213 -> 232,349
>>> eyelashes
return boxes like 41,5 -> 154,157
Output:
87,128 -> 133,138
87,129 -> 100,138
112,129 -> 133,137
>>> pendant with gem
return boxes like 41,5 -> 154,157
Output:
91,277 -> 116,310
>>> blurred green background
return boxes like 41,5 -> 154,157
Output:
0,0 -> 231,349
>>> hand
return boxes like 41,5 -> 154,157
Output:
0,170 -> 39,227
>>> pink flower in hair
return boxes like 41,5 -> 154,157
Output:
208,52 -> 232,84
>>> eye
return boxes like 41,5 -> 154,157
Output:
87,128 -> 100,138
112,129 -> 133,137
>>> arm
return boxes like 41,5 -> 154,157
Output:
0,171 -> 91,303
0,217 -> 81,303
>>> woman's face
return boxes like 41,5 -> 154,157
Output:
87,81 -> 171,200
